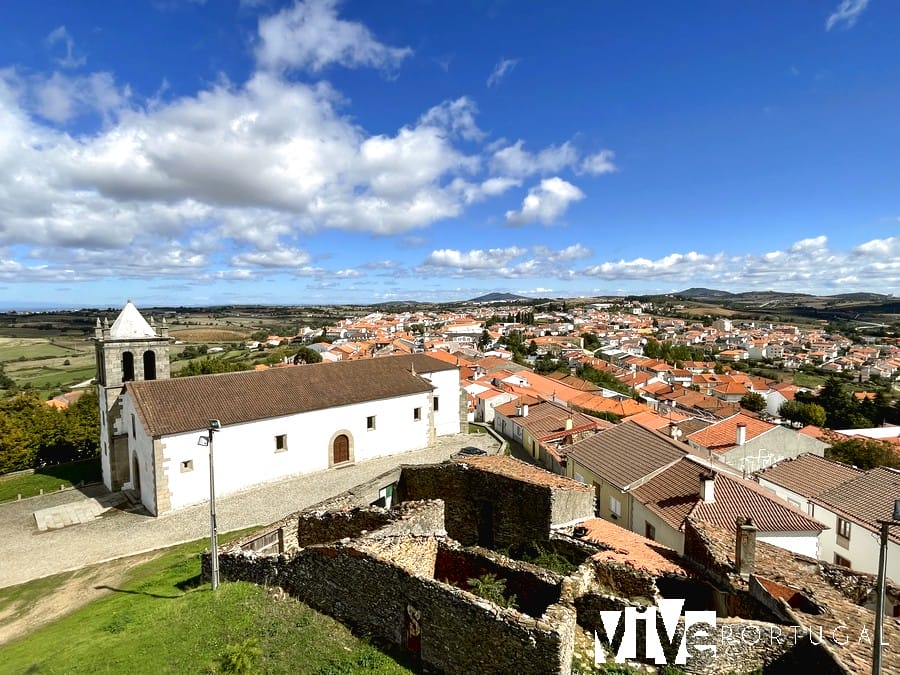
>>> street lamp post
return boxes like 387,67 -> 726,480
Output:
199,420 -> 221,591
872,499 -> 900,675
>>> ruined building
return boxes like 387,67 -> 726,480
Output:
206,454 -> 892,673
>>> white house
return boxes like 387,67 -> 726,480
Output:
95,302 -> 462,516
757,456 -> 900,586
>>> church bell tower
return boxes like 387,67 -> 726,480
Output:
94,300 -> 171,492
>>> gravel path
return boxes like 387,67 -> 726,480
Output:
0,433 -> 497,589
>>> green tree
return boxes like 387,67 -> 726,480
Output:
739,392 -> 766,413
478,330 -> 491,351
292,347 -> 322,364
826,437 -> 900,470
177,357 -> 250,377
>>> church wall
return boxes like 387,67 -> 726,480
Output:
420,368 -> 463,437
125,390 -> 434,513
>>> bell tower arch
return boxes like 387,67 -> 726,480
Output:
94,300 -> 171,492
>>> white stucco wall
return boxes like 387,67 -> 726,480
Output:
631,500 -> 685,554
419,367 -> 462,436
123,390 -> 434,514
758,532 -> 819,559
812,504 -> 900,583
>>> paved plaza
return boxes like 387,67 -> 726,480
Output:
0,432 -> 498,588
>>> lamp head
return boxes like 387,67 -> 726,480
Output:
892,499 -> 900,522
208,419 -> 221,431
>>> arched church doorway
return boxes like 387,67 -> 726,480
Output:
332,434 -> 350,464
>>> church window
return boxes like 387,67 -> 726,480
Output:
367,415 -> 376,430
181,460 -> 193,473
131,414 -> 136,439
143,350 -> 157,381
413,407 -> 422,421
275,434 -> 288,452
433,396 -> 440,412
123,351 -> 135,382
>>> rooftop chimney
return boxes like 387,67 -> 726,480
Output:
735,517 -> 757,578
736,422 -> 747,446
522,403 -> 529,417
700,473 -> 715,503
565,417 -> 573,431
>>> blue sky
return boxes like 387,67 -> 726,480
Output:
0,0 -> 897,309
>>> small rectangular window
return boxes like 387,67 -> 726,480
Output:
413,407 -> 422,421
609,496 -> 622,519
645,522 -> 656,541
834,553 -> 851,568
837,517 -> 851,541
275,434 -> 288,452
367,415 -> 376,430
180,460 -> 193,473
433,396 -> 440,412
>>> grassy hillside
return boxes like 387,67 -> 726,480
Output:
0,538 -> 412,675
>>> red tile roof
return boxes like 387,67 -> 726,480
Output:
686,413 -> 775,454
577,518 -> 692,576
127,353 -> 456,437
755,453 -> 862,499
631,457 -> 825,534
567,421 -> 687,490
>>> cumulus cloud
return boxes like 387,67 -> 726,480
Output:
256,0 -> 412,72
576,235 -> 900,292
418,96 -> 484,141
487,58 -> 519,87
491,140 -> 579,178
425,246 -> 527,270
505,177 -> 584,226
826,0 -> 870,30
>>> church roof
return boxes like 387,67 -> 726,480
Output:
109,301 -> 157,339
125,353 -> 458,437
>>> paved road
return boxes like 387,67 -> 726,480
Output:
0,433 -> 498,588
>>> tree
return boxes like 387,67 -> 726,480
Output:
740,392 -> 766,413
826,437 -> 900,470
478,330 -> 491,351
177,357 -> 250,377
778,400 -> 827,427
292,347 -> 322,364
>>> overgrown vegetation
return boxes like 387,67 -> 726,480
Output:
0,538 -> 412,674
466,572 -> 518,610
826,437 -> 900,470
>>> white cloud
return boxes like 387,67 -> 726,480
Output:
46,26 -> 86,70
487,58 -> 519,87
231,247 -> 312,268
425,247 -> 527,270
491,140 -> 579,178
580,150 -> 617,175
505,177 -> 584,226
256,0 -> 412,73
418,97 -> 484,141
31,71 -> 130,124
826,0 -> 870,30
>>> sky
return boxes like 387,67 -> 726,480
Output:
0,0 -> 898,309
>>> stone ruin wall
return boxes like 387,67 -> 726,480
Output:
209,498 -> 577,674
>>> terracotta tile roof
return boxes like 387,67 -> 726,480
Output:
494,398 -> 606,438
813,467 -> 900,541
632,457 -> 825,534
457,455 -> 592,492
576,517 -> 692,576
567,421 -> 686,490
755,454 -> 862,499
687,519 -> 900,675
127,353 -> 456,437
627,410 -> 691,431
686,413 -> 775,454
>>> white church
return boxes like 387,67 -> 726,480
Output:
95,302 -> 463,515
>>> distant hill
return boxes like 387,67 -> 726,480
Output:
677,288 -> 735,299
467,292 -> 531,303
827,292 -> 892,302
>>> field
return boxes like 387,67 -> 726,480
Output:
168,327 -> 252,343
0,537 -> 412,674
0,337 -> 96,399
0,459 -> 102,503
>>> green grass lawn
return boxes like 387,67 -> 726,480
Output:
0,538 -> 413,675
0,459 -> 103,503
